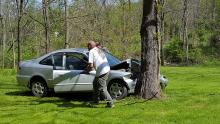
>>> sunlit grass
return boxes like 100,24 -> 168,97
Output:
0,66 -> 219,124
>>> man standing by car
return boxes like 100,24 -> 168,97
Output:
86,41 -> 114,108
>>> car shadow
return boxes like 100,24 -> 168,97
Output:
5,90 -> 95,108
5,90 -> 33,96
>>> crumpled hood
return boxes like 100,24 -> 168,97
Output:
110,59 -> 141,71
110,58 -> 168,87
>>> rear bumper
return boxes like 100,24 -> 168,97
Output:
17,75 -> 30,87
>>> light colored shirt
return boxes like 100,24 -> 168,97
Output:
89,47 -> 110,77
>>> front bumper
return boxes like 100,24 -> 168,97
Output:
160,75 -> 169,86
123,78 -> 137,93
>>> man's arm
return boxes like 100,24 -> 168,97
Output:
81,51 -> 94,74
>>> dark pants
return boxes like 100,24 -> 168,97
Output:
93,72 -> 113,105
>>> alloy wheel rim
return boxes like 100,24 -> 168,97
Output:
110,83 -> 124,98
32,82 -> 45,96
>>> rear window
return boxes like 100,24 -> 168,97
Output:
39,56 -> 53,66
39,53 -> 63,67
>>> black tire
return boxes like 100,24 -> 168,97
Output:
31,79 -> 48,97
108,80 -> 128,100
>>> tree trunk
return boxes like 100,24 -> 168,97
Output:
64,0 -> 69,48
182,0 -> 189,64
0,0 -> 5,69
16,0 -> 24,68
0,0 -> 6,69
120,0 -> 126,42
211,0 -> 216,21
7,7 -> 16,69
160,0 -> 165,66
2,15 -> 6,69
12,35 -> 16,69
42,0 -> 50,53
0,0 -> 2,68
193,0 -> 200,28
136,0 -> 162,99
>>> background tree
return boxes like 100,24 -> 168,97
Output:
0,0 -> 220,68
182,0 -> 189,64
64,0 -> 69,48
159,0 -> 165,66
42,0 -> 51,53
0,0 -> 5,68
15,0 -> 24,68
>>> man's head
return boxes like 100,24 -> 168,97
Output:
96,42 -> 102,48
87,40 -> 96,51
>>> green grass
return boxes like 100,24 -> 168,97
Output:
0,66 -> 220,124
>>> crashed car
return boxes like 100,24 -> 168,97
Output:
17,48 -> 168,100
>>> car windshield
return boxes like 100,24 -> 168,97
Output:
104,52 -> 121,66
86,51 -> 121,66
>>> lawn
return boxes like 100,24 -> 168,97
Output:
0,66 -> 220,124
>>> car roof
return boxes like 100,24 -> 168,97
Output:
35,48 -> 89,62
53,48 -> 89,53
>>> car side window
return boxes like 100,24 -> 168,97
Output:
39,56 -> 53,66
65,53 -> 87,70
39,53 -> 63,67
53,53 -> 63,67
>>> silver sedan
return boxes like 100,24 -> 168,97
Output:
17,48 -> 168,100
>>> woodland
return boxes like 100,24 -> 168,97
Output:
1,0 -> 220,69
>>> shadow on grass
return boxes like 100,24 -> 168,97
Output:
5,90 -> 96,108
5,90 -> 33,96
5,90 -> 93,100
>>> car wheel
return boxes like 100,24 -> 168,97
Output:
31,80 -> 48,97
108,80 -> 128,100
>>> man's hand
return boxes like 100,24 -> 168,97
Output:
80,63 -> 93,74
86,63 -> 93,71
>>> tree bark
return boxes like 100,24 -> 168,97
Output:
12,34 -> 16,69
2,13 -> 6,69
193,0 -> 200,28
0,0 -> 2,68
136,0 -> 162,99
16,0 -> 24,68
42,0 -> 50,53
160,0 -> 165,66
0,0 -> 5,68
211,0 -> 216,21
64,0 -> 69,48
182,0 -> 189,64
7,6 -> 16,69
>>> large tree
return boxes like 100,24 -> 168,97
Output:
136,0 -> 162,99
